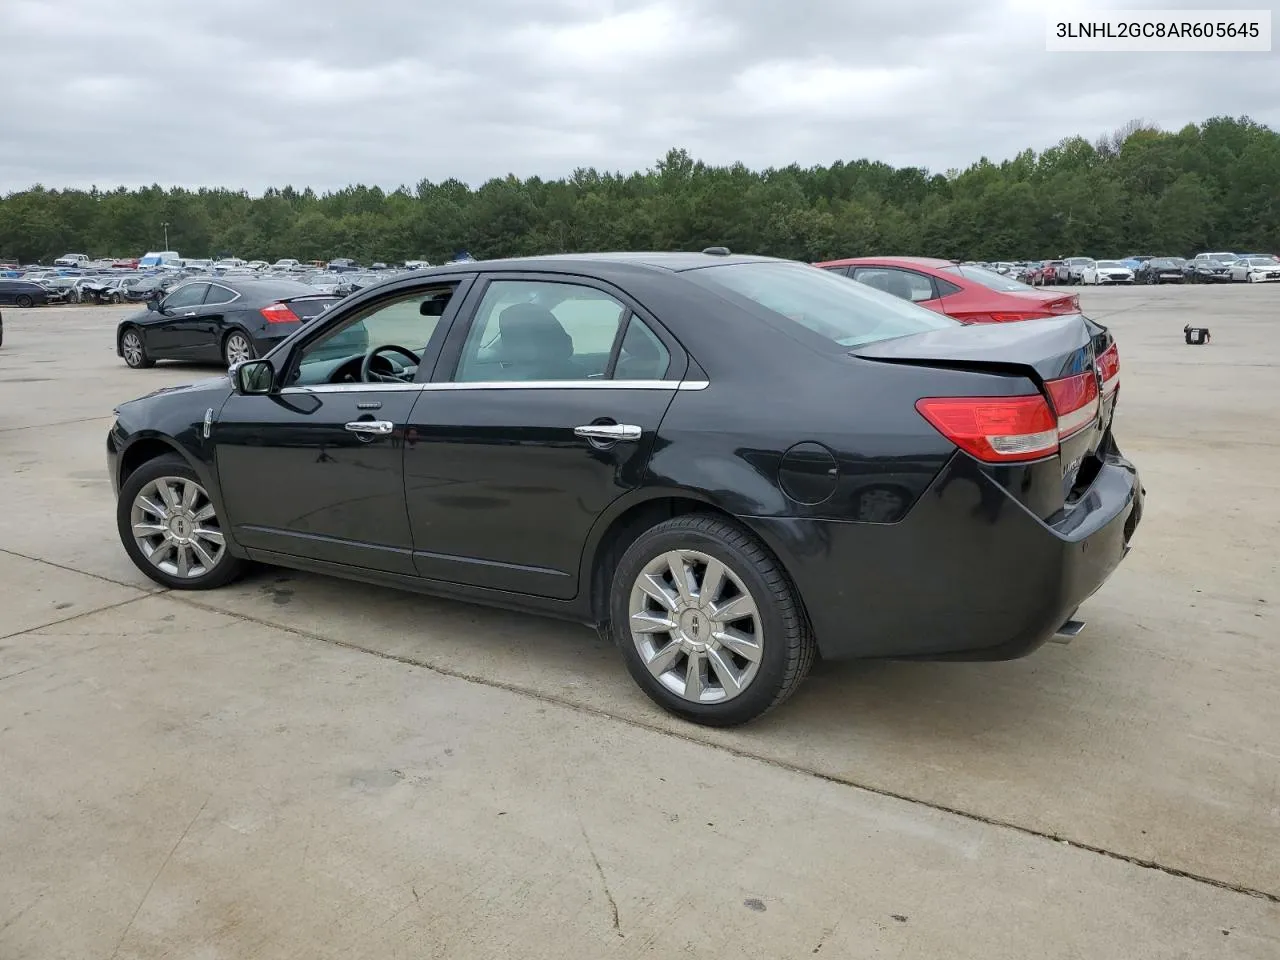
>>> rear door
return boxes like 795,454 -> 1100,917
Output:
403,273 -> 687,599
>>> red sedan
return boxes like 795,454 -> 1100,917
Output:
814,256 -> 1080,323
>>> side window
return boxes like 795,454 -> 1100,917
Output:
614,317 -> 671,380
454,279 -> 628,383
161,283 -> 208,310
203,284 -> 238,306
290,285 -> 458,386
851,268 -> 935,303
820,265 -> 852,277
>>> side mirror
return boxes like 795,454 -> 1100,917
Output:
231,358 -> 275,395
146,298 -> 159,311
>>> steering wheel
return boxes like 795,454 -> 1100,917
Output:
360,344 -> 421,383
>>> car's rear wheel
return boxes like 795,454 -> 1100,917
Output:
223,331 -> 255,366
15,294 -> 33,308
117,454 -> 243,590
120,327 -> 153,368
609,514 -> 815,726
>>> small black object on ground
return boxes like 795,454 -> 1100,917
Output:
1184,325 -> 1211,345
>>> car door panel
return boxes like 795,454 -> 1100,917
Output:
404,385 -> 678,598
215,386 -> 422,575
147,283 -> 209,357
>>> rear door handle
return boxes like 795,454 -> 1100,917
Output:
574,423 -> 642,441
345,420 -> 394,435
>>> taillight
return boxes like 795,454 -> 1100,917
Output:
987,312 -> 1051,323
1096,342 -> 1120,396
260,302 -> 299,323
915,396 -> 1058,463
1044,370 -> 1100,439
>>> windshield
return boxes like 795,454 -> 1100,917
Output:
690,261 -> 955,349
1096,261 -> 1124,269
938,264 -> 1036,293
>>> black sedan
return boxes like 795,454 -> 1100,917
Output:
107,252 -> 1143,726
115,277 -> 344,369
0,278 -> 50,307
1135,257 -> 1186,284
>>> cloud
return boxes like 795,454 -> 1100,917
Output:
1,0 -> 1276,192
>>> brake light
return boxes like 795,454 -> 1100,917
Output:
986,312 -> 1051,323
915,396 -> 1058,463
1097,342 -> 1120,396
1045,370 -> 1100,439
1046,296 -> 1080,314
260,302 -> 299,323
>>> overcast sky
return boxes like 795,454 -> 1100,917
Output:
2,0 -> 1277,194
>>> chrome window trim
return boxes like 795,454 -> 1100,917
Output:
278,379 -> 710,395
203,282 -> 242,307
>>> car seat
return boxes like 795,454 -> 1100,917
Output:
496,302 -> 576,380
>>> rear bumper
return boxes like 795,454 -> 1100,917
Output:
742,452 -> 1143,661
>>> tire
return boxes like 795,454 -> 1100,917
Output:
15,294 -> 33,308
608,514 -> 815,726
120,326 -> 154,368
112,291 -> 124,303
223,331 -> 256,366
117,453 -> 243,590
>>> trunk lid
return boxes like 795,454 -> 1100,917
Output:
853,314 -> 1119,498
280,294 -> 342,322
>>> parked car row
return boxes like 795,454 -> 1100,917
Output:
984,252 -> 1280,286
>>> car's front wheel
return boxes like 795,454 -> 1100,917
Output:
117,453 -> 243,590
120,327 -> 154,368
609,514 -> 815,726
15,294 -> 33,308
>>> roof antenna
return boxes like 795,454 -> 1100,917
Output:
702,246 -> 731,256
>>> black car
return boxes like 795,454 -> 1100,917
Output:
1136,257 -> 1186,284
107,253 -> 1143,726
0,278 -> 50,307
1187,257 -> 1233,283
115,277 -> 345,369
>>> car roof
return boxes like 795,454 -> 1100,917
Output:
812,255 -> 955,270
412,252 -> 779,277
175,276 -> 325,298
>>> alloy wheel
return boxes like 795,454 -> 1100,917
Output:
225,333 -> 253,365
628,549 -> 763,704
122,331 -> 145,367
130,477 -> 226,579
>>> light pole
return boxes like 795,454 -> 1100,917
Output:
161,221 -> 170,249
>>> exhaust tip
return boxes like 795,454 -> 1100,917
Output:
1051,618 -> 1087,643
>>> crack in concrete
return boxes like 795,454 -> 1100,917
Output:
0,594 -> 154,643
164,592 -> 1280,907
0,547 -> 164,593
0,414 -> 113,434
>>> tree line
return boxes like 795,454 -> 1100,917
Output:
1,116 -> 1277,266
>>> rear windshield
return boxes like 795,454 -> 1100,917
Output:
690,261 -> 955,349
938,264 -> 1035,292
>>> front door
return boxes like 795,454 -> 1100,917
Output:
147,282 -> 210,357
404,275 -> 685,599
170,281 -> 239,361
213,279 -> 469,575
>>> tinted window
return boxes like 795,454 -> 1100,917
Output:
454,279 -> 628,382
161,283 -> 208,310
692,261 -> 955,349
938,265 -> 1037,292
851,267 -> 936,303
203,284 -> 238,305
614,316 -> 671,380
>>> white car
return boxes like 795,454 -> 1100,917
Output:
53,253 -> 90,268
1081,260 -> 1135,285
1228,256 -> 1280,283
271,258 -> 300,270
1060,256 -> 1093,284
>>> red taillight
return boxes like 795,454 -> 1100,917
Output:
988,312 -> 1051,323
915,396 -> 1058,463
1097,342 -> 1120,396
1045,370 -> 1100,439
260,302 -> 299,323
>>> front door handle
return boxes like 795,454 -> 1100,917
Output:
345,420 -> 394,436
574,423 -> 642,441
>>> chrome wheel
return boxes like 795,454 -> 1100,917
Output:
121,331 -> 144,367
130,477 -> 226,579
224,333 -> 253,365
628,549 -> 763,704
